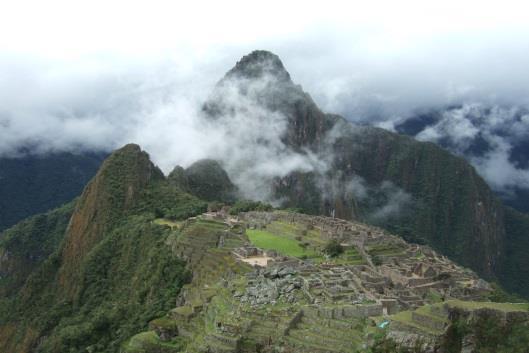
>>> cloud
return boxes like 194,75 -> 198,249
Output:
1,2 -> 529,202
399,103 -> 529,195
368,181 -> 412,221
472,139 -> 529,194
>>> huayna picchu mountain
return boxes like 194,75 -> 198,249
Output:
0,51 -> 528,353
203,50 -> 526,297
0,144 -> 206,353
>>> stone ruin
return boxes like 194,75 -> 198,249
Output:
162,211 -> 498,353
233,211 -> 493,313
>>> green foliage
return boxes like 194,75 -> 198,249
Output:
8,215 -> 191,353
229,200 -> 273,215
184,159 -> 236,202
133,181 -> 207,221
442,309 -> 529,353
0,202 -> 74,296
488,283 -> 527,303
323,239 -> 344,258
372,255 -> 383,266
334,127 -> 507,283
0,152 -> 105,232
370,332 -> 425,353
501,207 -> 529,298
0,147 -> 205,352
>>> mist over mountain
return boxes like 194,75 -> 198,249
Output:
383,104 -> 529,213
1,3 -> 529,352
2,41 -> 528,217
1,47 -> 529,353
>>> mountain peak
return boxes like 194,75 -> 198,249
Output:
225,50 -> 291,81
58,143 -> 163,297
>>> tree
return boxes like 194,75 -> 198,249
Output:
323,240 -> 344,258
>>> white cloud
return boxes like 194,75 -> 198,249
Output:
1,0 -> 529,198
407,103 -> 529,194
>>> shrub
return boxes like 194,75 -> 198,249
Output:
323,240 -> 344,258
229,200 -> 273,215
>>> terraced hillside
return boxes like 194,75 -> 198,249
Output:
123,211 -> 529,353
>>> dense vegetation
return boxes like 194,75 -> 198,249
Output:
501,207 -> 529,298
229,200 -> 273,215
0,152 -> 105,231
0,145 -> 204,353
0,216 -> 190,353
323,239 -> 344,258
441,308 -> 529,353
183,159 -> 236,202
0,202 -> 74,297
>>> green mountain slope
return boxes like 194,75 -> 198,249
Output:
0,202 -> 74,297
0,144 -> 205,353
0,142 -> 527,353
501,207 -> 529,296
0,152 -> 106,232
331,124 -> 505,279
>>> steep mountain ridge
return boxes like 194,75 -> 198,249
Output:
58,144 -> 164,298
394,105 -> 529,214
0,50 -> 527,353
331,124 -> 505,278
206,50 -> 512,288
0,141 -> 526,352
0,144 -> 206,353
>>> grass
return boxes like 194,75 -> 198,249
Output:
389,310 -> 443,336
267,221 -> 326,245
153,218 -> 181,229
445,299 -> 529,312
247,229 -> 320,259
329,248 -> 366,265
367,243 -> 406,257
388,300 -> 529,338
124,331 -> 159,352
123,331 -> 185,353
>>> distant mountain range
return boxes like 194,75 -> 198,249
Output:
0,152 -> 106,231
394,104 -> 529,213
0,51 -> 528,299
1,50 -> 529,353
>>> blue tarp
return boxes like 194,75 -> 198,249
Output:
377,320 -> 390,329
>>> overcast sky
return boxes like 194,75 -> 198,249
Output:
1,0 -> 529,195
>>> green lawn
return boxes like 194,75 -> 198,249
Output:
153,218 -> 181,229
246,229 -> 320,259
446,299 -> 529,312
330,248 -> 366,265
